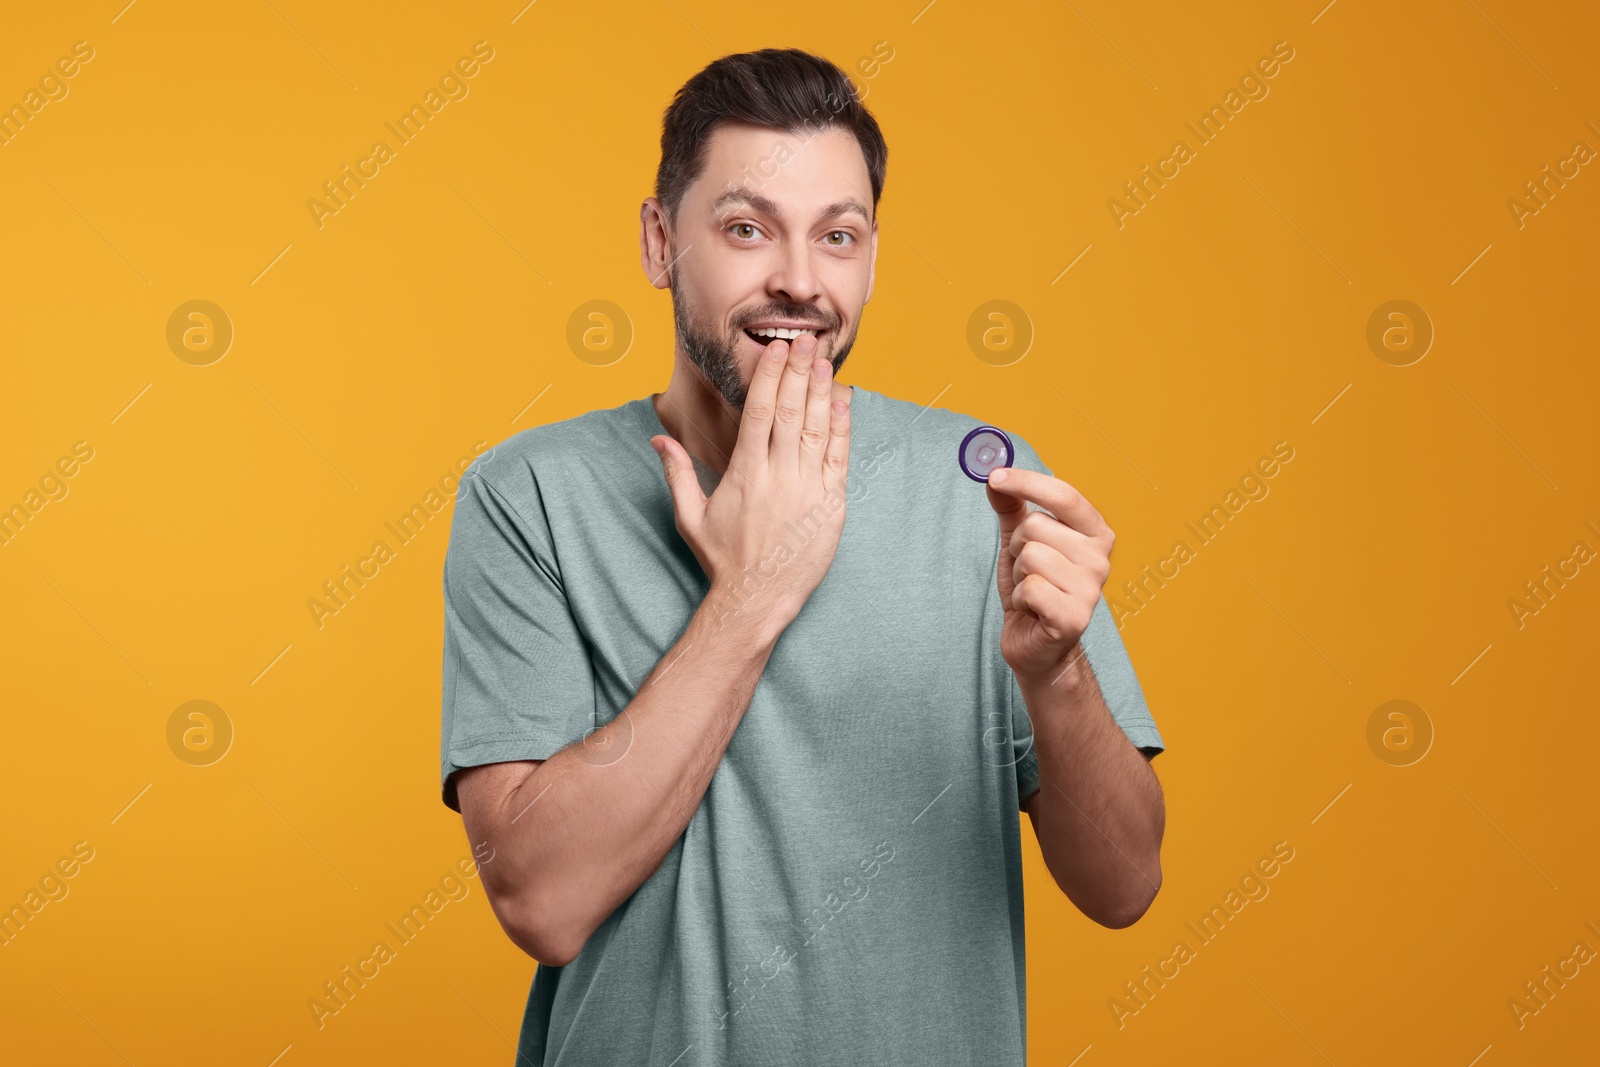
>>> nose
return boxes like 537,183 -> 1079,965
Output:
766,234 -> 822,306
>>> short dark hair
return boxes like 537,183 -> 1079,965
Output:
654,48 -> 888,228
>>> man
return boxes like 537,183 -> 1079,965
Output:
439,47 -> 1165,1066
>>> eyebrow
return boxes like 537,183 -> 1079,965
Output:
709,189 -> 871,226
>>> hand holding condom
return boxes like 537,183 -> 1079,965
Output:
958,426 -> 1014,483
963,424 -> 1116,684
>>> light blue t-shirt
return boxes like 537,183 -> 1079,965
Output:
439,385 -> 1165,1065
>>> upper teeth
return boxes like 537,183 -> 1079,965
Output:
751,327 -> 817,339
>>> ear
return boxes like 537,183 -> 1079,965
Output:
863,217 -> 879,304
640,197 -> 674,291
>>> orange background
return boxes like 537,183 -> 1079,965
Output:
3,1 -> 1597,1063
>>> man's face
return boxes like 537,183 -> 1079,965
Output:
653,120 -> 878,411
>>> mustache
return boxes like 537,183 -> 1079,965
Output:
736,310 -> 836,331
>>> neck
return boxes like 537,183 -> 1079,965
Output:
652,360 -> 854,478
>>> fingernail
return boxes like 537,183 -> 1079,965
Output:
989,468 -> 1008,484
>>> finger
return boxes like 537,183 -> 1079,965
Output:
1012,574 -> 1094,642
986,467 -> 1110,539
732,337 -> 791,472
1011,539 -> 1088,597
985,477 -> 1033,575
652,435 -> 706,533
1012,539 -> 1077,590
822,393 -> 851,494
1008,511 -> 1103,569
798,354 -> 833,473
768,333 -> 818,463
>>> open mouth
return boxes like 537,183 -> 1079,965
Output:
743,327 -> 828,349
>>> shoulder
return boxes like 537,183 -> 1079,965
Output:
859,387 -> 1047,476
466,397 -> 647,498
445,398 -> 651,559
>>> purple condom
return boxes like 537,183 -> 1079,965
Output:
958,425 -> 1014,482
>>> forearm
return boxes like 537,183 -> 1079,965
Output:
1022,650 -> 1165,928
494,600 -> 783,963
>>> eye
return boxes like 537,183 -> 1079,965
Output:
729,223 -> 762,241
823,231 -> 854,246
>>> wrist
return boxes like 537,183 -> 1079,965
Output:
695,587 -> 790,651
1018,642 -> 1094,694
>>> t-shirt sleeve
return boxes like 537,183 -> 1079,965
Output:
439,467 -> 596,813
1001,434 -> 1166,809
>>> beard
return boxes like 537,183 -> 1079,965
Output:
669,260 -> 855,412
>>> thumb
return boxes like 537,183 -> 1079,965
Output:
985,477 -> 1030,555
985,477 -> 1029,603
652,435 -> 706,532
